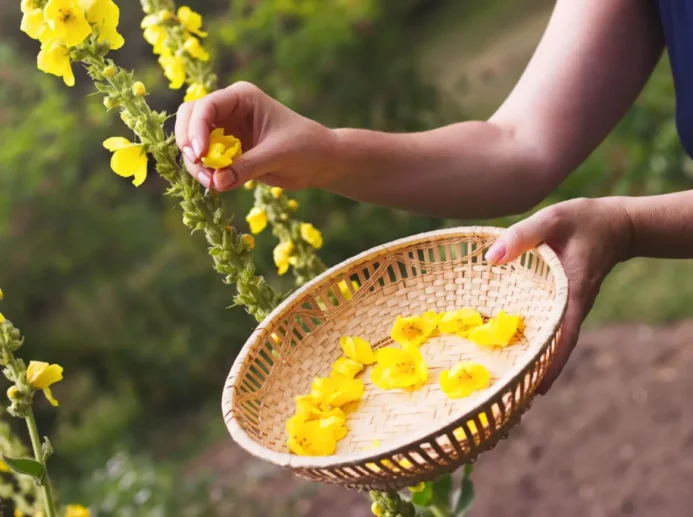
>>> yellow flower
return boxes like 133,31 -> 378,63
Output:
310,376 -> 364,408
294,396 -> 347,427
65,505 -> 90,517
21,3 -> 51,42
438,308 -> 483,337
337,280 -> 359,301
37,40 -> 75,87
390,314 -> 438,347
244,180 -> 256,190
183,37 -> 209,61
300,223 -> 323,249
143,24 -> 167,54
0,458 -> 8,473
26,361 -> 63,407
453,413 -> 490,441
371,345 -> 428,390
177,6 -> 208,37
273,241 -> 294,275
158,50 -> 186,89
287,199 -> 298,211
371,503 -> 384,517
0,314 -> 4,324
246,207 -> 267,234
241,234 -> 255,250
330,357 -> 364,380
468,311 -> 522,348
201,128 -> 242,169
7,386 -> 19,400
132,81 -> 146,97
0,288 -> 3,299
439,361 -> 491,399
184,82 -> 208,102
339,336 -> 376,365
44,0 -> 92,48
286,416 -> 341,456
270,187 -> 283,199
81,0 -> 124,50
103,137 -> 148,187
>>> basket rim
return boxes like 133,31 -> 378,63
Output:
222,225 -> 569,471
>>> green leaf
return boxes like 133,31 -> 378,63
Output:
431,473 -> 453,507
411,481 -> 433,507
1,455 -> 45,484
453,465 -> 475,517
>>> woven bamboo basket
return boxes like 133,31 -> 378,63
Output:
222,227 -> 568,490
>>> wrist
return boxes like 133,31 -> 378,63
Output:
604,196 -> 636,263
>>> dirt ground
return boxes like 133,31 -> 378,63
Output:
191,320 -> 693,517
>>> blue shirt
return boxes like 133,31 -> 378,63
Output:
657,1 -> 693,156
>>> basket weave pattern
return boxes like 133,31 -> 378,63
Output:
223,227 -> 568,490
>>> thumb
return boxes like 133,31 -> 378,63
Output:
212,147 -> 274,191
486,208 -> 557,265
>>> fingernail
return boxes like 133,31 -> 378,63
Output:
485,243 -> 506,264
192,137 -> 203,158
183,146 -> 198,164
197,171 -> 211,189
215,168 -> 238,190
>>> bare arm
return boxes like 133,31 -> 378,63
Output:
327,0 -> 664,217
177,0 -> 664,218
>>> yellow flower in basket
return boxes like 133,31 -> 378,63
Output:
390,313 -> 438,347
468,310 -> 522,348
371,344 -> 428,390
339,336 -> 376,365
295,395 -> 347,423
310,376 -> 364,408
201,128 -> 242,170
286,415 -> 345,456
438,308 -> 483,337
439,361 -> 490,399
330,357 -> 364,380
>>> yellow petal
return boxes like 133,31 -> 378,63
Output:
110,145 -> 148,186
36,41 -> 75,87
42,387 -> 59,407
44,0 -> 92,47
26,361 -> 63,389
177,6 -> 208,37
0,313 -> 5,324
21,8 -> 47,40
439,369 -> 474,399
339,336 -> 376,365
183,36 -> 209,61
390,315 -> 436,347
330,357 -> 364,380
103,136 -> 132,151
440,362 -> 490,399
0,459 -> 9,473
300,223 -> 323,249
184,82 -> 208,102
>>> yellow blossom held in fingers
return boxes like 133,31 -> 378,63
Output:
330,357 -> 364,380
300,223 -> 323,249
183,37 -> 209,61
177,6 -> 208,37
132,81 -> 147,97
270,187 -> 283,199
246,207 -> 267,234
184,82 -> 208,102
340,336 -> 376,365
242,234 -> 255,250
65,505 -> 90,517
103,137 -> 148,187
26,361 -> 63,407
158,50 -> 186,89
390,314 -> 438,347
44,0 -> 92,48
81,0 -> 124,50
273,241 -> 294,275
310,376 -> 364,408
440,361 -> 491,399
438,308 -> 483,337
201,128 -> 242,169
371,344 -> 428,390
143,24 -> 167,54
468,310 -> 522,348
37,40 -> 75,87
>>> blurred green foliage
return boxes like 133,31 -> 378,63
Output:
0,0 -> 691,513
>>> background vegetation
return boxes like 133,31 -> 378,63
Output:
0,0 -> 691,513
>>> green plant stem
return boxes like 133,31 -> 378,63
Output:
25,411 -> 56,517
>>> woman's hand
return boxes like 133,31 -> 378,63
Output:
485,197 -> 633,394
175,81 -> 339,191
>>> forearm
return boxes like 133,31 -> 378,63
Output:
619,191 -> 693,259
328,122 -> 555,219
